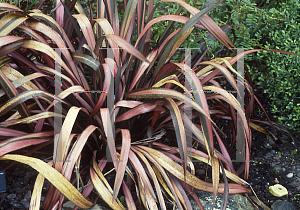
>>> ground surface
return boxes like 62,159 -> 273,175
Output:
1,131 -> 299,210
249,132 -> 300,209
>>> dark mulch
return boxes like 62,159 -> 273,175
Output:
248,81 -> 300,209
2,134 -> 299,210
249,131 -> 300,209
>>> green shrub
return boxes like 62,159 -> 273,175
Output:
253,0 -> 300,132
203,0 -> 300,133
0,0 -> 41,11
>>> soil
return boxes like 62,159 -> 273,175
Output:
2,134 -> 299,210
246,88 -> 300,209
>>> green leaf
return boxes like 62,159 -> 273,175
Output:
152,0 -> 221,81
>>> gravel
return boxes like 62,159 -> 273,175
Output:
248,132 -> 300,209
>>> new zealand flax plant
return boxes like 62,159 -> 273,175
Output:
0,0 -> 299,209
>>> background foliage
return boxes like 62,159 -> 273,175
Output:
211,0 -> 300,133
252,0 -> 300,132
172,0 -> 300,133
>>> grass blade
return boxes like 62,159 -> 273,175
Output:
152,0 -> 221,80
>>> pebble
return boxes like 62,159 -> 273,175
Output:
0,199 -> 10,209
268,136 -> 276,145
297,172 -> 300,177
271,200 -> 297,210
286,173 -> 293,178
289,180 -> 300,188
24,172 -> 32,185
62,203 -> 109,210
20,198 -> 30,208
7,193 -> 16,200
264,142 -> 272,149
24,190 -> 31,200
11,200 -> 23,208
264,152 -> 272,158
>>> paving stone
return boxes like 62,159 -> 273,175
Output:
62,201 -> 110,210
175,192 -> 255,210
271,200 -> 297,210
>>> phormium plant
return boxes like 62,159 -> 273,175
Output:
0,0 -> 298,209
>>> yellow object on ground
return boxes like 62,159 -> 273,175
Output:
269,184 -> 288,197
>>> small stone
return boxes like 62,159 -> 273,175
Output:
264,152 -> 272,158
264,142 -> 272,149
274,178 -> 280,184
24,172 -> 32,185
271,200 -> 297,210
286,173 -> 293,178
87,204 -> 110,210
7,193 -> 16,200
193,192 -> 255,210
20,198 -> 30,208
11,200 -> 23,208
24,190 -> 31,200
268,136 -> 275,145
282,168 -> 286,172
297,172 -> 300,177
62,201 -> 75,210
0,199 -> 11,209
289,180 -> 300,188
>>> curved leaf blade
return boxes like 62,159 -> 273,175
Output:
0,13 -> 28,36
105,34 -> 149,63
0,155 -> 93,209
113,129 -> 131,199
